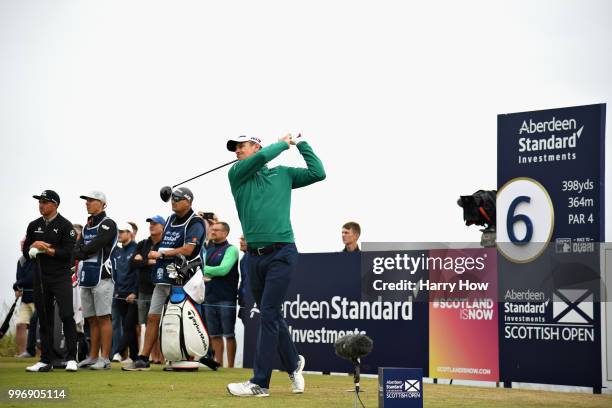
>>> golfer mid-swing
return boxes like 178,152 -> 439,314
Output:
226,134 -> 325,397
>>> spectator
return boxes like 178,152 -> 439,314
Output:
73,224 -> 83,242
14,239 -> 36,358
73,191 -> 117,370
70,223 -> 87,360
198,211 -> 218,244
23,190 -> 78,372
129,215 -> 165,362
123,187 -> 205,371
111,223 -> 139,364
237,235 -> 249,322
128,221 -> 138,241
341,222 -> 361,252
203,222 -> 239,367
25,313 -> 38,358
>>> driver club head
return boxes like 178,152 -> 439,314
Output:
160,186 -> 172,202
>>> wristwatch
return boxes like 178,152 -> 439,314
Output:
159,252 -> 165,260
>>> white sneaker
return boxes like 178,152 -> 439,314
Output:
289,355 -> 306,393
65,360 -> 78,372
26,362 -> 53,372
77,356 -> 96,368
112,353 -> 122,362
90,358 -> 111,370
120,357 -> 133,365
227,381 -> 270,397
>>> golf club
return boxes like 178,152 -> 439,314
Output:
160,159 -> 237,202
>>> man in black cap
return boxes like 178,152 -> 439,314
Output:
23,190 -> 78,372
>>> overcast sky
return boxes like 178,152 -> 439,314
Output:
1,0 -> 611,305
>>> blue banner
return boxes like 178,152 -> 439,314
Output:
242,252 -> 429,375
497,104 -> 605,388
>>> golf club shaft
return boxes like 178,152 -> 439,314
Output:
172,159 -> 238,188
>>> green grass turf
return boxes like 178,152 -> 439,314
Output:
0,358 -> 611,407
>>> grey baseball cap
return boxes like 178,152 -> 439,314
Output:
80,190 -> 107,203
172,187 -> 194,202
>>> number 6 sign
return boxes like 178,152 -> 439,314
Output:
497,177 -> 555,263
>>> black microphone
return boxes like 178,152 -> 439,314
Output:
334,334 -> 374,394
334,334 -> 373,361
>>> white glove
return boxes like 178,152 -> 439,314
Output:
28,247 -> 42,259
290,133 -> 306,145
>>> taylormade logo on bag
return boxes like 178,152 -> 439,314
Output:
187,309 -> 207,345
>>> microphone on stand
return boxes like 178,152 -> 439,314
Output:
334,334 -> 374,405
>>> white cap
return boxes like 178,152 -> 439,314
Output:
80,190 -> 107,203
118,222 -> 133,233
226,135 -> 262,151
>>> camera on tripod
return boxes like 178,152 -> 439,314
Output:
457,190 -> 496,247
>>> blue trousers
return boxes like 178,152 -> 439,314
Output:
111,300 -> 123,356
248,243 -> 299,389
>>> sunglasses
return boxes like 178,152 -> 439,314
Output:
171,195 -> 186,202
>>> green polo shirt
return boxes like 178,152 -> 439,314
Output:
228,141 -> 326,248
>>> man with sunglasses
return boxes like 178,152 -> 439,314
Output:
23,190 -> 78,372
123,187 -> 206,371
225,134 -> 326,397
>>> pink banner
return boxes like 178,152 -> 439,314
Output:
428,248 -> 499,381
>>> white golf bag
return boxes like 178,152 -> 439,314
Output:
159,256 -> 209,367
159,290 -> 209,362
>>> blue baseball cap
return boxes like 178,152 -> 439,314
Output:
146,215 -> 165,225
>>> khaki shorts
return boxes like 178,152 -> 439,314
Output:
138,292 -> 152,325
81,279 -> 114,318
148,284 -> 171,315
16,302 -> 35,325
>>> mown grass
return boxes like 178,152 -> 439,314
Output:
0,358 -> 610,407
0,334 -> 17,357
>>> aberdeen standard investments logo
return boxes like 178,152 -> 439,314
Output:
517,116 -> 583,165
384,378 -> 421,399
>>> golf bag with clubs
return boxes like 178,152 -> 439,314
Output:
159,255 -> 212,371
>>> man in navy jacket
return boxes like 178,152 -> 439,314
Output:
111,223 -> 139,363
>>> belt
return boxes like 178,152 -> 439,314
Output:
248,243 -> 288,256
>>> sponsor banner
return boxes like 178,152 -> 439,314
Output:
379,367 -> 423,408
428,248 -> 499,381
497,104 -> 605,388
243,253 -> 429,375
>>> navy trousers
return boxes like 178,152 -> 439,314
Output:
248,243 -> 299,389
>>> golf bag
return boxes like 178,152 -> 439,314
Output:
159,256 -> 209,364
159,286 -> 209,362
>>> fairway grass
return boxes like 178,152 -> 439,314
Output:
0,358 -> 610,407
